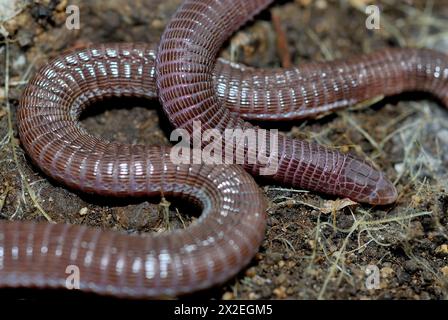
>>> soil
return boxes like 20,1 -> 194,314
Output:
0,0 -> 448,300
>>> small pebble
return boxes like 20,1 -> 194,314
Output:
13,55 -> 26,70
273,286 -> 287,299
245,267 -> 257,278
421,271 -> 433,282
55,0 -> 68,12
254,253 -> 264,261
394,163 -> 405,175
79,207 -> 88,216
151,19 -> 164,29
411,195 -> 422,205
222,292 -> 234,300
435,244 -> 448,256
296,0 -> 312,7
441,266 -> 448,278
17,30 -> 34,47
381,266 -> 394,278
248,292 -> 260,300
308,239 -> 316,249
315,0 -> 328,10
403,260 -> 418,274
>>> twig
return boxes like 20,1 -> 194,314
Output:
272,9 -> 292,68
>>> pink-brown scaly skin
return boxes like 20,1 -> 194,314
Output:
13,44 -> 267,298
4,0 -> 448,298
159,0 -> 441,205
